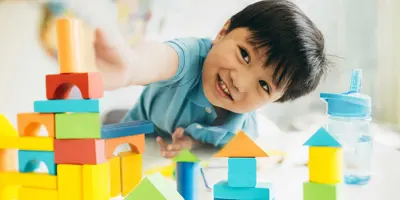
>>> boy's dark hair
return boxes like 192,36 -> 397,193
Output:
227,0 -> 329,102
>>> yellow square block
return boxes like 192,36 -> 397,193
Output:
83,162 -> 110,200
0,172 -> 57,189
19,187 -> 57,200
109,156 -> 121,197
119,151 -> 142,196
0,137 -> 54,151
58,164 -> 82,200
0,185 -> 19,200
309,147 -> 343,184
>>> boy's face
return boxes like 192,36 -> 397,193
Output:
203,22 -> 285,114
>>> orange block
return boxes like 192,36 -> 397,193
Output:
105,134 -> 145,159
17,113 -> 55,137
56,17 -> 87,73
213,131 -> 269,158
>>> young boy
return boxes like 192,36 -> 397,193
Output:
94,0 -> 329,158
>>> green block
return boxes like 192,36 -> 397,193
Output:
126,173 -> 184,200
172,149 -> 200,163
303,181 -> 343,200
55,113 -> 101,139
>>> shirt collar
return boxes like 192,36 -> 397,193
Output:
187,78 -> 213,109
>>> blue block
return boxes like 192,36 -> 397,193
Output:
101,120 -> 155,139
228,158 -> 256,187
34,99 -> 100,113
176,162 -> 198,200
18,150 -> 57,175
213,180 -> 273,200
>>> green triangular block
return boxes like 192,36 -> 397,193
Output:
125,173 -> 183,200
172,149 -> 200,163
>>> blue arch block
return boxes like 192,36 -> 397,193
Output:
18,150 -> 57,175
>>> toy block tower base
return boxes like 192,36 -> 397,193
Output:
303,127 -> 345,200
213,131 -> 274,200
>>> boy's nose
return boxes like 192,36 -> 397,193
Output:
229,69 -> 254,96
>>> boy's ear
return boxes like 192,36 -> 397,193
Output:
215,20 -> 231,41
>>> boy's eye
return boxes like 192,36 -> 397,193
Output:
259,80 -> 270,94
239,47 -> 250,64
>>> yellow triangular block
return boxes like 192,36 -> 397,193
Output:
0,114 -> 18,137
213,131 -> 268,158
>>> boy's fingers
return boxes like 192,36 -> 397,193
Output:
156,136 -> 167,150
167,143 -> 181,151
161,150 -> 179,159
172,127 -> 185,141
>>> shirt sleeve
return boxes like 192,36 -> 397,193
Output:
150,37 -> 203,87
184,112 -> 259,147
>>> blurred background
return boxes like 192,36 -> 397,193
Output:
0,0 -> 399,148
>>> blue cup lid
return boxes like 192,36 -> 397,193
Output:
320,69 -> 371,117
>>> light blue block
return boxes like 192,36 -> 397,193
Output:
228,158 -> 256,187
18,150 -> 57,175
213,180 -> 273,200
34,99 -> 100,113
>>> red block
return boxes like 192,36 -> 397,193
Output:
46,72 -> 103,100
54,134 -> 144,165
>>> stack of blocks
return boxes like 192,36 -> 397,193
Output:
303,127 -> 344,200
212,131 -> 273,200
0,16 -> 155,200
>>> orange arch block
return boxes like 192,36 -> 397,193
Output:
213,131 -> 269,158
17,113 -> 55,137
105,134 -> 144,159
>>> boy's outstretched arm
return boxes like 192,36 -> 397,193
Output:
94,29 -> 179,90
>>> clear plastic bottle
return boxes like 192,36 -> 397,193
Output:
320,69 -> 373,185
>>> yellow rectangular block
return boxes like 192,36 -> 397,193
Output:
83,162 -> 110,200
0,185 -> 19,200
57,164 -> 82,200
109,156 -> 121,197
0,172 -> 57,189
19,187 -> 57,200
0,137 -> 53,151
119,151 -> 142,196
309,147 -> 343,184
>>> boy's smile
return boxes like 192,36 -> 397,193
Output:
202,24 -> 284,114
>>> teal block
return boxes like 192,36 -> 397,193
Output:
228,158 -> 256,187
34,99 -> 99,113
18,150 -> 57,175
303,127 -> 341,147
213,180 -> 273,200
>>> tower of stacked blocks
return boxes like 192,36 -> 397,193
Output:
303,127 -> 344,200
212,131 -> 273,200
0,16 -> 156,200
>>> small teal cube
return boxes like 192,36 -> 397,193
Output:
228,157 -> 256,187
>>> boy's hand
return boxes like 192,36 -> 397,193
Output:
156,127 -> 196,159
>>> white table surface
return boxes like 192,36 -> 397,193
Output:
114,133 -> 400,200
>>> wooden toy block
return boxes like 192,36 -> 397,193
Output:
304,127 -> 341,147
54,134 -> 144,165
19,187 -> 58,200
34,99 -> 100,113
46,73 -> 103,100
0,149 -> 17,172
57,164 -> 83,200
54,139 -> 106,165
0,185 -> 19,200
0,114 -> 18,137
101,120 -> 154,139
228,158 -> 256,187
172,149 -> 200,163
55,113 -> 101,139
82,162 -> 110,200
214,131 -> 268,158
309,147 -> 343,184
125,173 -> 184,200
213,180 -> 273,200
109,156 -> 121,197
56,17 -> 88,74
119,151 -> 142,196
18,150 -> 57,175
17,113 -> 55,137
0,172 -> 57,189
176,162 -> 199,200
0,136 -> 53,151
303,181 -> 344,200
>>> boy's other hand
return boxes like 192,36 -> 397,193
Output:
156,127 -> 195,159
